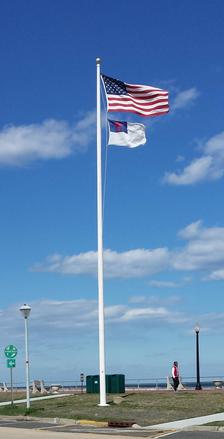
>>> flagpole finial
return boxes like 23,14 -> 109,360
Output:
96,57 -> 101,65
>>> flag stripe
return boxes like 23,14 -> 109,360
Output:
109,94 -> 168,102
126,83 -> 163,91
108,102 -> 169,111
126,86 -> 168,95
108,107 -> 169,117
102,74 -> 169,117
108,96 -> 169,107
108,104 -> 169,113
126,91 -> 168,98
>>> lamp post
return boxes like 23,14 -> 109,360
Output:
20,304 -> 31,409
195,324 -> 202,390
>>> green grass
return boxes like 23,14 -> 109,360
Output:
0,392 -> 26,402
0,392 -> 45,403
204,421 -> 224,427
0,391 -> 224,426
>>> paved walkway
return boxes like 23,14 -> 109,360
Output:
0,427 -> 135,439
145,412 -> 224,430
0,425 -> 167,439
0,394 -> 72,407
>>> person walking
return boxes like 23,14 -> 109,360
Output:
172,361 -> 179,391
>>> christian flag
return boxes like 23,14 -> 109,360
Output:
108,120 -> 146,148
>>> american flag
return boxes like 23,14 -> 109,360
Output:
101,74 -> 169,117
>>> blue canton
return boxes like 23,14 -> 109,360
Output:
102,74 -> 127,95
108,120 -> 128,133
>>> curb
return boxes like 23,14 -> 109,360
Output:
2,414 -> 224,431
79,419 -> 108,427
0,415 -> 78,425
184,426 -> 224,432
0,415 -> 108,428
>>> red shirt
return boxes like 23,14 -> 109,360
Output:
172,365 -> 179,378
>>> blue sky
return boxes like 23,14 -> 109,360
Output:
0,0 -> 224,385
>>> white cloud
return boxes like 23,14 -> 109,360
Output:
148,280 -> 181,288
3,298 -> 224,382
163,131 -> 224,185
32,247 -> 170,279
0,299 -> 188,344
176,155 -> 185,162
105,305 -> 127,318
129,295 -> 182,306
129,295 -> 147,304
194,312 -> 224,334
205,131 -> 224,156
29,299 -> 98,332
208,269 -> 224,280
32,221 -> 224,281
3,298 -> 224,341
0,299 -> 100,350
173,221 -> 224,272
147,278 -> 192,289
172,87 -> 199,110
71,111 -> 96,147
178,220 -> 203,240
0,111 -> 96,166
120,307 -> 169,321
164,156 -> 213,185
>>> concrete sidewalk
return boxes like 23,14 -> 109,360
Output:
145,412 -> 224,430
0,394 -> 72,407
0,427 -> 136,439
0,425 -> 166,439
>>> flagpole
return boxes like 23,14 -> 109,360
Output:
96,57 -> 107,406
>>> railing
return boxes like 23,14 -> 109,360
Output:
3,376 -> 224,391
125,376 -> 224,390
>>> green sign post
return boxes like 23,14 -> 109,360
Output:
4,346 -> 17,406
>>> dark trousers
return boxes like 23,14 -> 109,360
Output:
173,377 -> 179,391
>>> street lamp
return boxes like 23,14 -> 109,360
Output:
20,304 -> 31,409
195,323 -> 202,390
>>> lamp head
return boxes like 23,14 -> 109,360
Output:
20,304 -> 31,318
195,323 -> 200,333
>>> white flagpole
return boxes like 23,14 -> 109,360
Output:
96,57 -> 107,406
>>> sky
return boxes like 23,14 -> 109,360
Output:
0,0 -> 224,386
